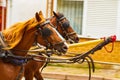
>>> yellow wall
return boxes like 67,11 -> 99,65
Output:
68,38 -> 120,63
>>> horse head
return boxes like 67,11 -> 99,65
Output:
35,11 -> 68,53
51,11 -> 79,43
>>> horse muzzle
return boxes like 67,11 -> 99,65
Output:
68,36 -> 79,44
53,42 -> 68,54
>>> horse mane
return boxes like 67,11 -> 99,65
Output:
2,15 -> 45,49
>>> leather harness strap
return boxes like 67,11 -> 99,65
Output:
16,65 -> 24,80
0,32 -> 25,80
0,32 -> 13,55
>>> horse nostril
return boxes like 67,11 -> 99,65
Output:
63,45 -> 68,49
62,45 -> 68,52
75,37 -> 79,42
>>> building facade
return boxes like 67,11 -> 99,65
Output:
5,0 -> 120,40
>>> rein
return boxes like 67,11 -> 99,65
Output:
20,35 -> 115,80
0,35 -> 116,80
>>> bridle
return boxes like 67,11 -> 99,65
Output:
0,20 -> 65,80
55,16 -> 77,42
0,20 -> 65,60
35,20 -> 65,50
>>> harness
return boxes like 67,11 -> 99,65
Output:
0,20 -> 65,65
47,15 -> 77,43
36,20 -> 65,50
0,32 -> 30,80
0,20 -> 66,80
0,31 -> 116,80
0,32 -> 29,65
56,16 -> 77,42
30,35 -> 116,80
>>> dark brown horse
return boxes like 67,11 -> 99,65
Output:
24,11 -> 79,80
0,11 -> 68,80
50,11 -> 79,43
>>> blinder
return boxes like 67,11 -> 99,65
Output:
60,20 -> 70,30
56,16 -> 71,31
35,20 -> 65,49
36,20 -> 53,38
55,14 -> 77,42
37,27 -> 53,38
41,27 -> 52,38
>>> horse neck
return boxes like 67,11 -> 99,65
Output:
50,17 -> 64,37
12,28 -> 36,56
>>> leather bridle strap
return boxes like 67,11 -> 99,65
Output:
0,32 -> 26,80
36,20 -> 66,49
57,16 -> 77,39
35,31 -> 65,49
39,20 -> 50,27
57,16 -> 66,21
67,32 -> 77,36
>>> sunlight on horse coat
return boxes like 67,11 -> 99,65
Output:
2,11 -> 45,49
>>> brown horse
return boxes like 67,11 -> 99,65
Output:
51,11 -> 79,43
0,11 -> 68,80
24,11 -> 79,80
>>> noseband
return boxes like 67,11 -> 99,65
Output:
56,16 -> 77,40
36,20 -> 65,49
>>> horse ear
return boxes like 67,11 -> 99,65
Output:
35,12 -> 41,22
53,11 -> 59,18
39,11 -> 43,15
